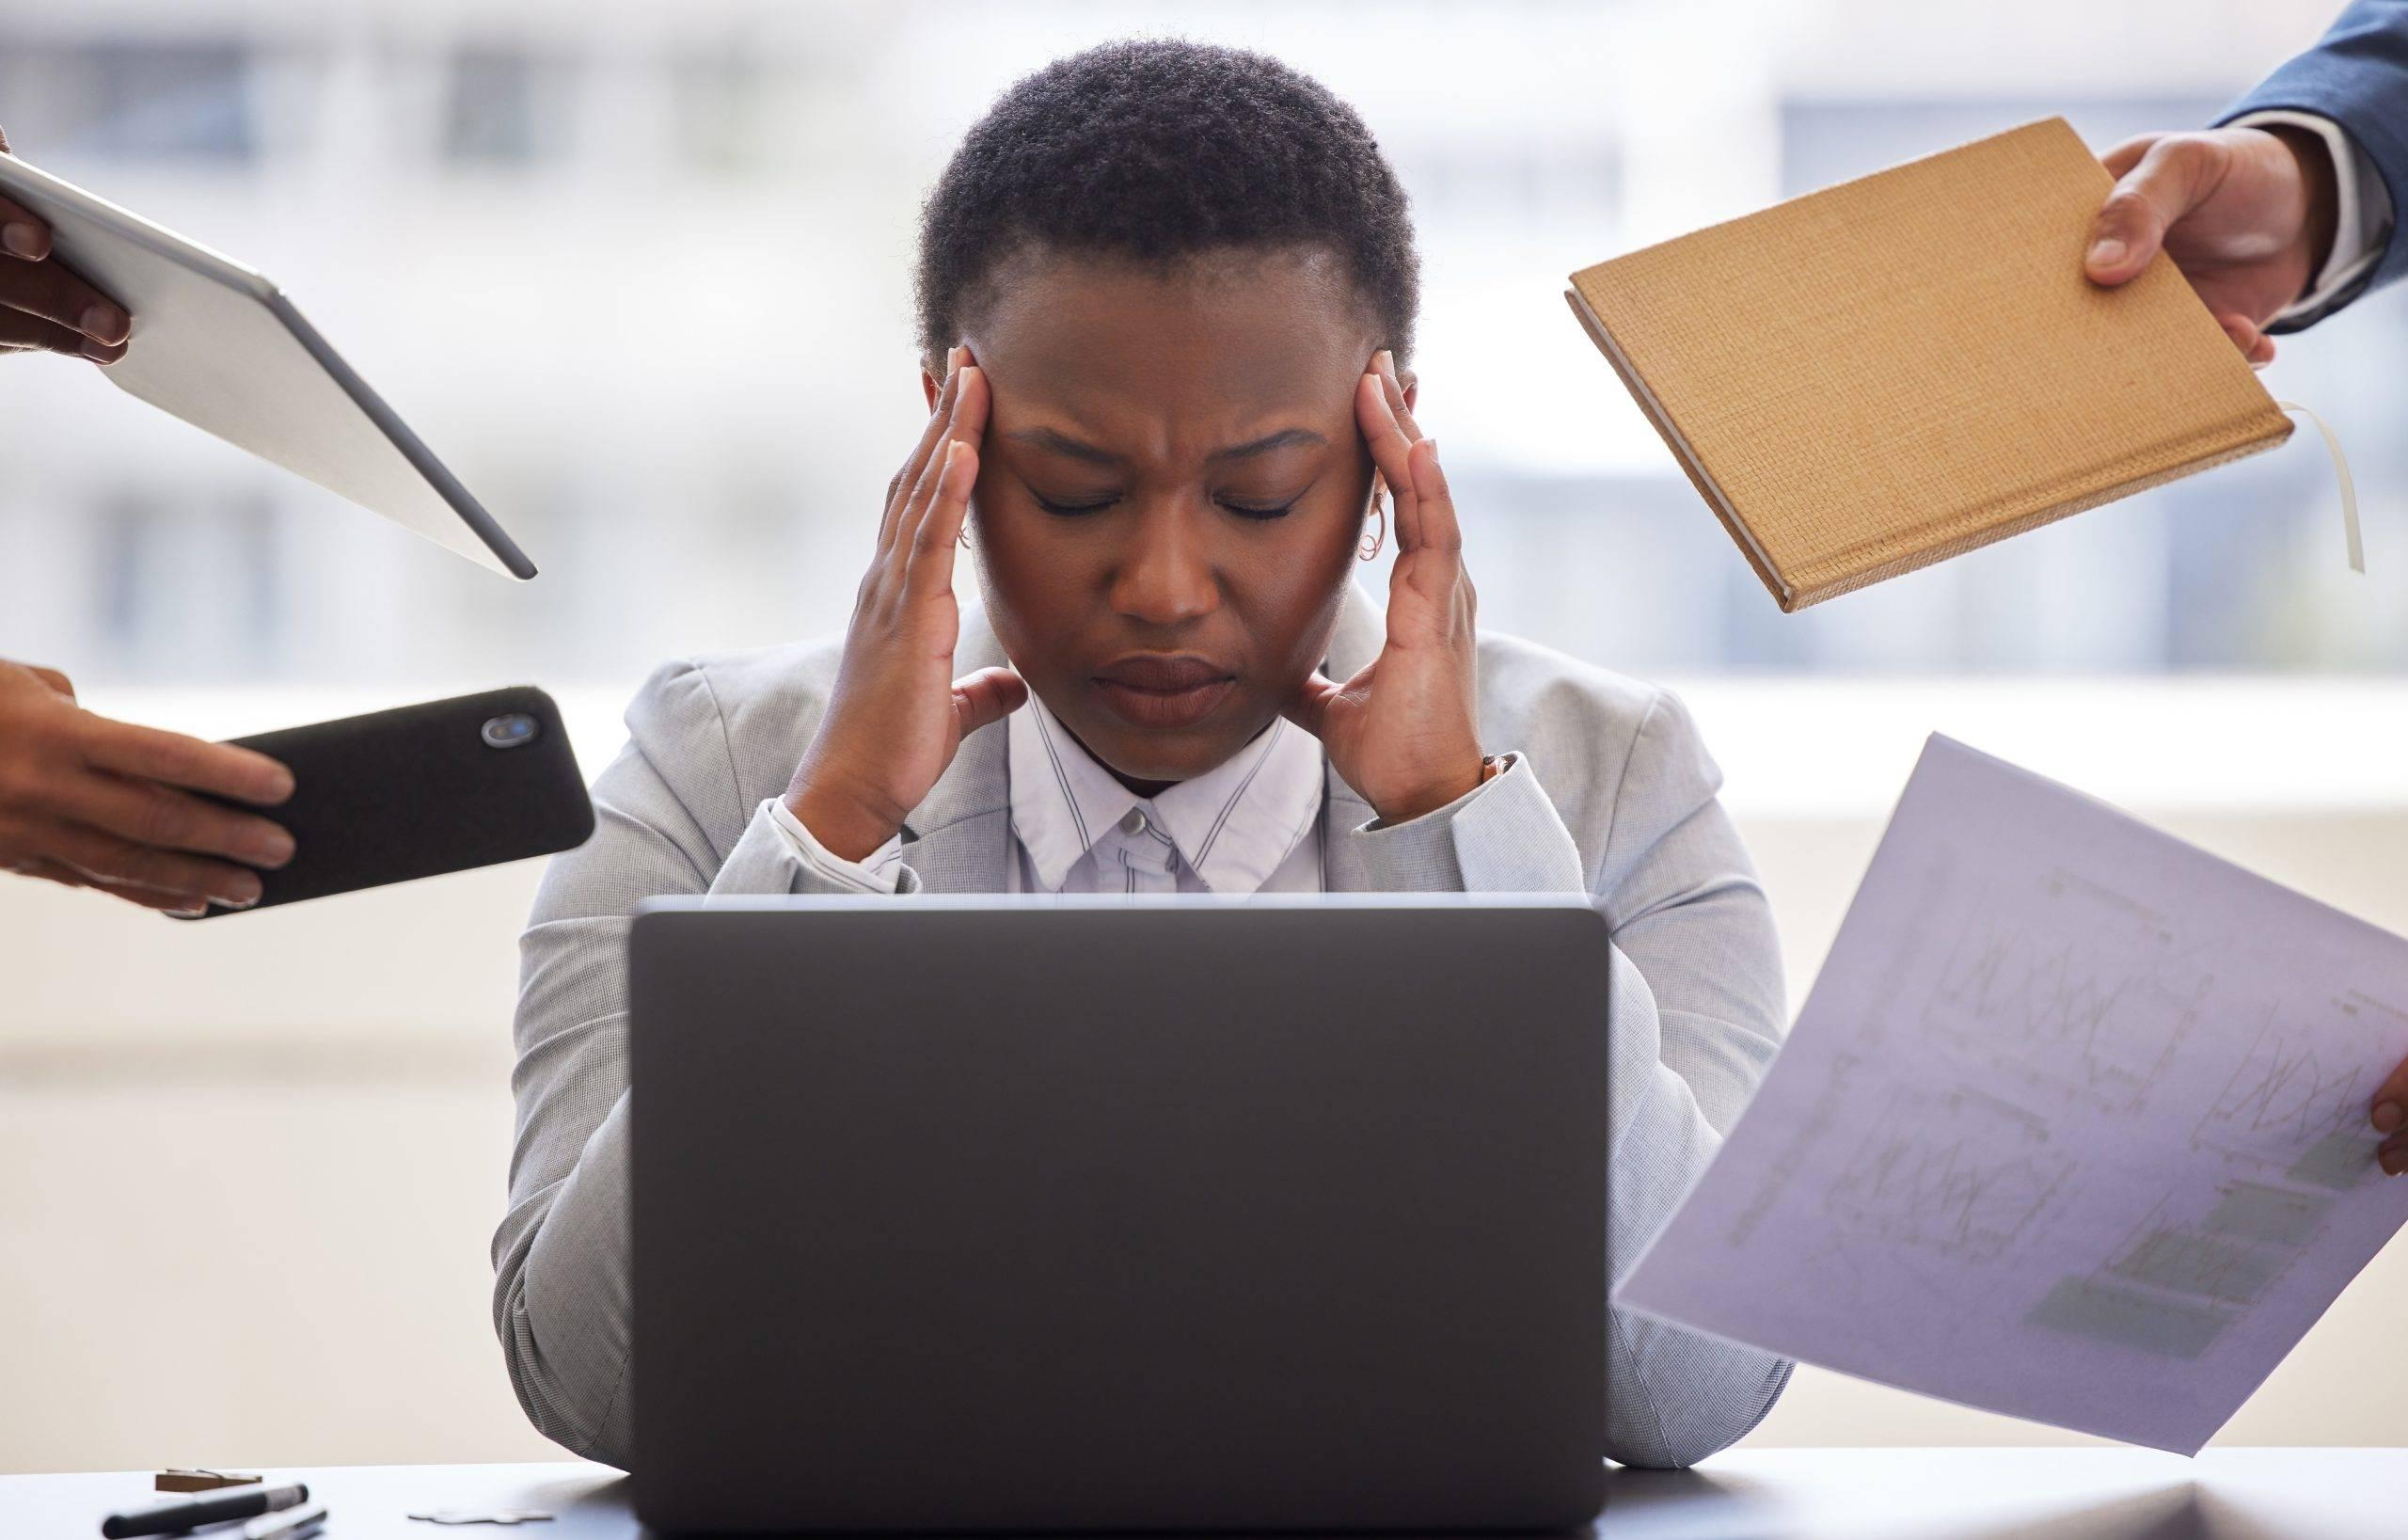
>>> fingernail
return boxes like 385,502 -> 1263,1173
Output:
248,829 -> 296,868
81,340 -> 121,365
214,880 -> 261,909
81,303 -> 129,345
1,221 -> 42,259
2384,1147 -> 2408,1178
264,767 -> 296,802
169,905 -> 208,919
2087,238 -> 2125,270
947,344 -> 966,373
2374,1102 -> 2403,1135
1375,348 -> 1395,377
1423,436 -> 1440,463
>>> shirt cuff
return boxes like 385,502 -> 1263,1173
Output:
2231,109 -> 2396,323
1348,753 -> 1587,894
765,797 -> 909,895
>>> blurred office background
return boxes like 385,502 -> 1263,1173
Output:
8,0 -> 2408,1472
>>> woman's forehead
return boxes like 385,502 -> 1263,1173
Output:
971,247 -> 1377,434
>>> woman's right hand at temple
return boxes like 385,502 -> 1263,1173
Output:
783,347 -> 1026,862
0,127 -> 131,363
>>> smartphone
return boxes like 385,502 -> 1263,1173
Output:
176,686 -> 594,918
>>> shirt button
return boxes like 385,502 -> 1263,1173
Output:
1119,807 -> 1149,836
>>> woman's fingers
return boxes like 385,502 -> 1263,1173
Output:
19,856 -> 203,914
0,247 -> 130,347
47,769 -> 295,868
77,714 -> 295,805
1355,370 -> 1421,550
0,305 -> 120,362
879,350 -> 966,553
0,182 -> 55,263
950,666 -> 1028,738
1406,436 -> 1461,556
906,439 -> 978,595
1374,348 -> 1423,440
39,819 -> 263,907
893,363 -> 988,568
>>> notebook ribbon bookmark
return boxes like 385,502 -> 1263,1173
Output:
2277,400 -> 2363,573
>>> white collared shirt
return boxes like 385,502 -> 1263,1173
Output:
770,692 -> 1327,895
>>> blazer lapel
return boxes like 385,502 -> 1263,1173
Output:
896,608 -> 1014,894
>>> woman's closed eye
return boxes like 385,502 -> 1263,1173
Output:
1217,491 -> 1304,520
1025,484 -> 1312,520
1030,487 -> 1119,517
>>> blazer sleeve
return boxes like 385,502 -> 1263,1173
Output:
2219,0 -> 2408,324
1346,692 -> 1794,1468
489,659 -> 863,1469
1584,691 -> 1793,1468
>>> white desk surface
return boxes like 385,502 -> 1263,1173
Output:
4,1448 -> 2405,1537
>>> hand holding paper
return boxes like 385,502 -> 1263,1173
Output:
1617,737 -> 2408,1454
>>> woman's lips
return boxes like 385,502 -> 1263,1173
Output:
1092,655 -> 1238,730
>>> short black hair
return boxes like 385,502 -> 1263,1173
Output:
914,39 -> 1419,367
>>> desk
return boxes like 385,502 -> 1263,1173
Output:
3,1449 -> 2403,1537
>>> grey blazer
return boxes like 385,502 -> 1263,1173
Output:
495,588 -> 1793,1471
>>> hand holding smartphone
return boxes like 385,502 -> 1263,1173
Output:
177,686 -> 594,918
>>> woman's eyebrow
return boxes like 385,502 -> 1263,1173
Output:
1006,427 -> 1122,466
1003,425 -> 1329,466
1211,427 -> 1327,462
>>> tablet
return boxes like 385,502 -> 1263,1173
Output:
0,151 -> 535,579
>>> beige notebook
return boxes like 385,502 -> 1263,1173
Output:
1567,118 -> 2292,611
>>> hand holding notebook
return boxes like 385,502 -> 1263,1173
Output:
1567,118 -> 2351,611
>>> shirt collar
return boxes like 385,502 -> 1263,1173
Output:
1006,692 -> 1323,894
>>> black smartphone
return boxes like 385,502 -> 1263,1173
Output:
176,686 -> 594,918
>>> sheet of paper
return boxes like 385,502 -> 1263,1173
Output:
1617,735 -> 2408,1453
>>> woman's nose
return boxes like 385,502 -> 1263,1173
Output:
1107,507 -> 1220,627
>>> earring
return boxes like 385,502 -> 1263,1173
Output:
1358,491 -> 1386,562
958,525 -> 972,548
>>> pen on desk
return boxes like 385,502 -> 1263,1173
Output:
243,1498 -> 326,1539
100,1481 -> 309,1538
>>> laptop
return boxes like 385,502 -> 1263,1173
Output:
629,895 -> 1610,1532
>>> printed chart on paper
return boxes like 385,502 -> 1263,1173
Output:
1618,735 -> 2408,1453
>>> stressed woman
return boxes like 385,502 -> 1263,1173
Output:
495,40 -> 1790,1470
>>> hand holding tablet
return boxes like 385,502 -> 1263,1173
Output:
0,128 -> 131,363
0,127 -> 533,578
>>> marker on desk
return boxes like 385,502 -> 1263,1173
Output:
101,1481 -> 308,1538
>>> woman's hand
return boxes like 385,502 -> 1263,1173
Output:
1284,351 -> 1483,825
0,127 -> 132,363
0,659 -> 294,913
784,348 -> 1027,861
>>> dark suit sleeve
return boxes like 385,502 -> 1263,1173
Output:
2216,1 -> 2408,327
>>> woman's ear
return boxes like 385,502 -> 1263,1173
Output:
1399,368 -> 1418,417
920,365 -> 942,412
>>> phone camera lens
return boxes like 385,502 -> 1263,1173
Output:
482,712 -> 540,750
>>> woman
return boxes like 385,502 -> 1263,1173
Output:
494,40 -> 1789,1470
